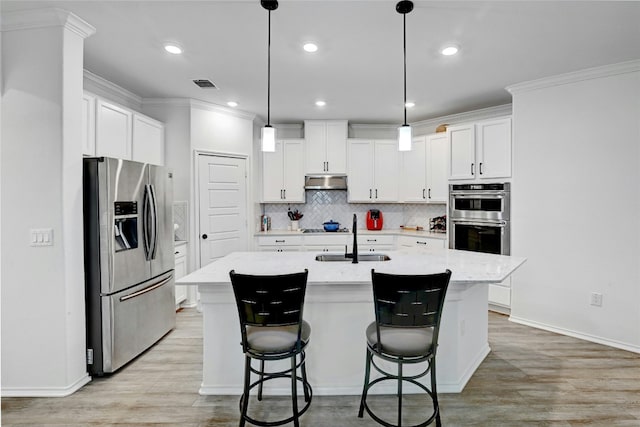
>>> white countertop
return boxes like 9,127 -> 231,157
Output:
255,228 -> 447,240
177,249 -> 526,287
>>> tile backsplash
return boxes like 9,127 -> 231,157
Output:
173,201 -> 188,241
262,190 -> 446,230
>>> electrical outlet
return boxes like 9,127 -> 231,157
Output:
590,292 -> 603,307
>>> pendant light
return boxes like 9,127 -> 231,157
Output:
261,0 -> 278,152
396,0 -> 413,151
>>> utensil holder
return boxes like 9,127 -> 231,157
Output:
291,220 -> 300,231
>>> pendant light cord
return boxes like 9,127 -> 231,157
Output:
403,12 -> 407,126
267,9 -> 271,126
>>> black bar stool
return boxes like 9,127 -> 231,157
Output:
358,269 -> 452,427
229,269 -> 312,427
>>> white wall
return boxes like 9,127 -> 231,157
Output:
1,9 -> 95,396
509,61 -> 640,352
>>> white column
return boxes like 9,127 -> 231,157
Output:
1,8 -> 95,396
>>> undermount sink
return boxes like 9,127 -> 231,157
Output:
315,254 -> 391,262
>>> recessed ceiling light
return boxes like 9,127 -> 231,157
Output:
441,45 -> 459,56
303,43 -> 318,53
164,43 -> 183,55
315,100 -> 326,107
227,101 -> 238,108
405,102 -> 415,108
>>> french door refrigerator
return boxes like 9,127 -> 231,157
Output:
83,157 -> 175,376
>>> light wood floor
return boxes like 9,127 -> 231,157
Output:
3,309 -> 640,426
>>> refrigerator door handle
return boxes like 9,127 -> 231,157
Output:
143,184 -> 153,260
149,184 -> 159,259
119,275 -> 173,302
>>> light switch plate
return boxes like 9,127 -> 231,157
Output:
30,228 -> 53,246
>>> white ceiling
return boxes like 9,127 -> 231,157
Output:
3,1 -> 640,124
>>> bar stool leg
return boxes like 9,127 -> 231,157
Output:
239,355 -> 251,427
431,360 -> 441,427
257,360 -> 265,401
397,362 -> 403,427
300,352 -> 311,402
358,350 -> 372,418
290,355 -> 300,427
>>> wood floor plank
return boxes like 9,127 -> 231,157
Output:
2,310 -> 639,426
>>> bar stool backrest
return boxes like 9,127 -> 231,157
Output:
371,269 -> 452,355
229,270 -> 309,352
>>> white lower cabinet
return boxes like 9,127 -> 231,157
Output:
174,242 -> 188,308
489,278 -> 511,312
303,234 -> 349,253
357,234 -> 394,252
397,235 -> 446,250
256,235 -> 303,252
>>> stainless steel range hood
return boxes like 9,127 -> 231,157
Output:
304,174 -> 348,190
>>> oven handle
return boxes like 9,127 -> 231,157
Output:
450,192 -> 506,199
451,219 -> 507,227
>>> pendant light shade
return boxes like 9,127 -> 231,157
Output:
396,0 -> 413,152
261,0 -> 278,152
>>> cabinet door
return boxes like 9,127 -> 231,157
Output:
402,136 -> 427,202
304,121 -> 327,174
262,140 -> 285,202
132,114 -> 165,165
373,140 -> 399,202
426,133 -> 448,202
82,92 -> 96,156
325,121 -> 348,173
477,118 -> 511,179
96,99 -> 132,160
448,124 -> 475,180
282,139 -> 305,202
347,140 -> 374,202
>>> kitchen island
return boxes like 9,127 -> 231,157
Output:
177,249 -> 526,395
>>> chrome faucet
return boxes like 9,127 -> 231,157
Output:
345,213 -> 358,263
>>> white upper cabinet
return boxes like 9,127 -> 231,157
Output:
448,117 -> 511,181
476,117 -> 512,179
262,139 -> 305,203
304,120 -> 348,174
347,139 -> 399,202
426,133 -> 448,202
86,92 -> 165,165
82,92 -> 96,156
96,98 -> 132,160
401,133 -> 448,203
132,114 -> 165,166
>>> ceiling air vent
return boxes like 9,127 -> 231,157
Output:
193,79 -> 217,89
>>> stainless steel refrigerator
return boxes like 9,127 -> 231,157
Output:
83,157 -> 175,376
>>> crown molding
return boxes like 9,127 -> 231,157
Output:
1,8 -> 95,38
142,98 -> 193,108
507,60 -> 640,95
188,99 -> 256,120
83,70 -> 143,109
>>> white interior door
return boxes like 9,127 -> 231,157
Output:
198,154 -> 248,268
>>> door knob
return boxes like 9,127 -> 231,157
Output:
202,234 -> 208,240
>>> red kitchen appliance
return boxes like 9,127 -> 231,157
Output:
366,209 -> 383,230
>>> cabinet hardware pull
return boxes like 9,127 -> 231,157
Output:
471,163 -> 475,175
375,189 -> 378,199
417,241 -> 427,245
283,189 -> 286,199
479,162 -> 483,175
369,189 -> 372,199
275,240 -> 285,243
367,239 -> 377,242
423,189 -> 426,199
428,188 -> 431,199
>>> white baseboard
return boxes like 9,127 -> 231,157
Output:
1,374 -> 91,397
509,316 -> 640,354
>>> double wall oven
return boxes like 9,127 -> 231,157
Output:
449,183 -> 510,255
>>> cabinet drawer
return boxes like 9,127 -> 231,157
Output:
174,242 -> 187,258
397,235 -> 445,249
257,236 -> 303,246
357,234 -> 394,246
304,234 -> 349,246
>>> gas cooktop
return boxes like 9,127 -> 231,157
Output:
302,228 -> 350,233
